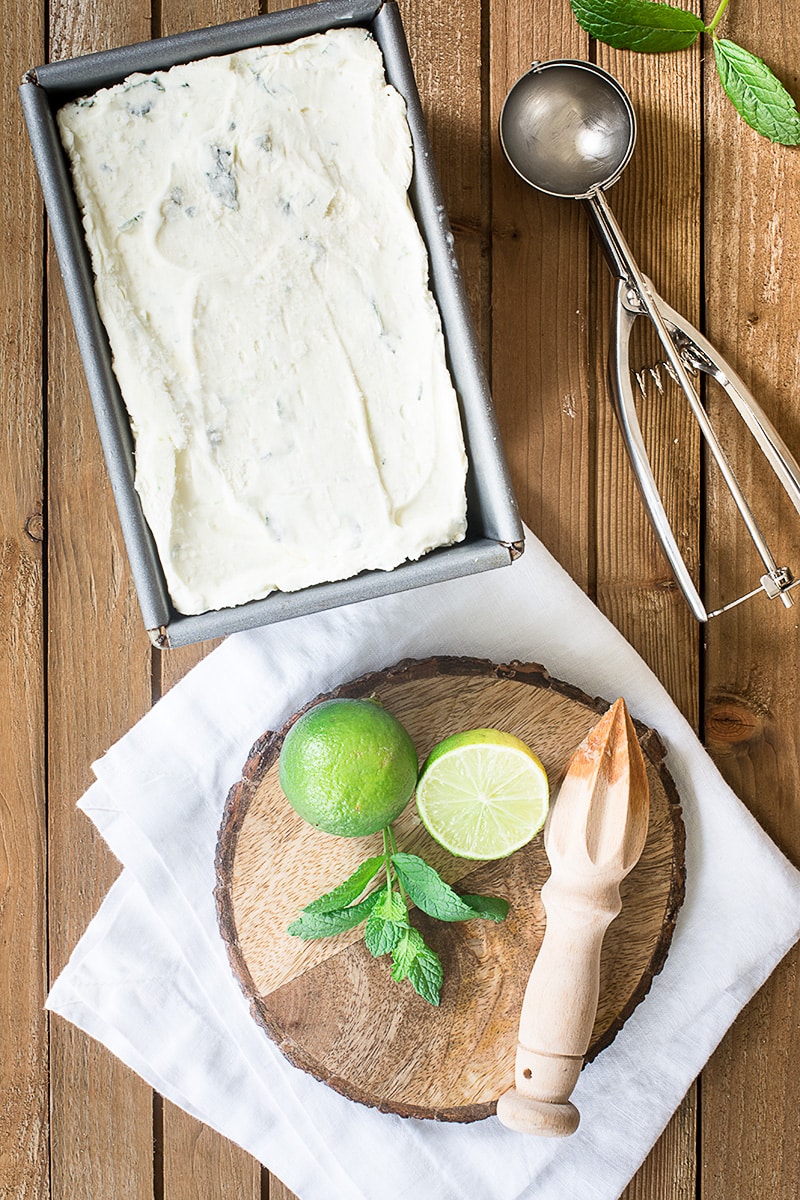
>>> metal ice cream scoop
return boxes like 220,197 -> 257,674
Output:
499,59 -> 800,621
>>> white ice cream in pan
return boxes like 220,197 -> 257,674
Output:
58,27 -> 468,615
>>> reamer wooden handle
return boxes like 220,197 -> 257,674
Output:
496,878 -> 621,1136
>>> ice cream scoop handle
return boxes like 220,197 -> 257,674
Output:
496,881 -> 621,1136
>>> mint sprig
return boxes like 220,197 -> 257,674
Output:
288,829 -> 507,1006
568,0 -> 800,145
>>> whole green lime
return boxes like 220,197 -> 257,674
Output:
278,697 -> 418,837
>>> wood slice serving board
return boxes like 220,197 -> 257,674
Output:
215,657 -> 685,1122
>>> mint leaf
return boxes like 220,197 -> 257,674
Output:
390,926 -> 426,981
391,853 -> 477,920
364,888 -> 408,957
365,914 -> 406,957
374,887 -> 408,921
392,853 -> 510,923
713,39 -> 800,145
287,891 -> 380,939
569,0 -> 703,52
390,924 -> 444,1006
303,855 -> 384,914
407,942 -> 444,1006
458,894 -> 510,922
365,913 -> 407,957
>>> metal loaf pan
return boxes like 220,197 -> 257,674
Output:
20,0 -> 523,648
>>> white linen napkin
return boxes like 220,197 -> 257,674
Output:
47,526 -> 800,1200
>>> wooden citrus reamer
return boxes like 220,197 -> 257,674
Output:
496,698 -> 650,1136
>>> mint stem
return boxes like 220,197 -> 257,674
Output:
382,827 -> 393,891
705,0 -> 731,36
384,824 -> 408,906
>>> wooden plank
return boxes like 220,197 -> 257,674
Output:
161,1114 -> 263,1200
490,0 -> 593,591
46,250 -> 156,1200
593,35 -> 701,1200
233,33 -> 308,1200
623,1092 -> 697,1200
259,0 -> 485,1188
399,0 -> 486,354
153,0 -> 268,1171
0,1 -> 47,1197
490,2 -> 700,1185
269,1180 -> 296,1200
702,948 -> 800,1198
258,0 -> 485,1185
488,11 -> 698,1194
159,0 -> 255,38
701,2 -> 800,1196
152,0 -> 265,1188
592,42 -> 702,725
46,282 -> 157,1195
489,16 -> 697,1191
490,1 -> 703,1189
46,1 -> 156,1196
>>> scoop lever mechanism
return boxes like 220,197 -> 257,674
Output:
496,698 -> 650,1137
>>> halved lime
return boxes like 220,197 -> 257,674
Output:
415,728 -> 549,860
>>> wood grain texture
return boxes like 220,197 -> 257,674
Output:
46,263 -> 155,1200
217,658 -> 684,1121
497,698 -> 650,1137
154,0 -> 260,1190
161,1112 -> 264,1200
491,4 -> 701,1189
269,1180 -> 297,1200
46,0 -> 155,1195
592,30 -> 703,1200
490,0 -> 593,589
161,0 -> 256,36
400,0 -> 486,352
0,1 -> 47,1197
623,1091 -> 697,1200
4,0 -> 800,1194
701,3 -> 800,1199
592,41 -> 702,724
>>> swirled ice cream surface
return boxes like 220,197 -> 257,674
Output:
58,28 -> 468,615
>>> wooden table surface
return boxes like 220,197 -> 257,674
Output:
3,0 -> 799,1197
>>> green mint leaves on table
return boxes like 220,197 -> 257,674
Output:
569,0 -> 800,144
288,830 -> 509,1006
